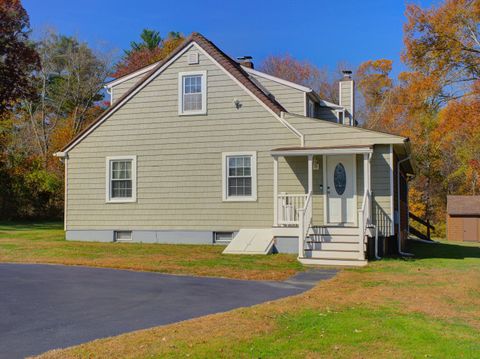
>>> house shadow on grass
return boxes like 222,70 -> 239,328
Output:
406,240 -> 480,260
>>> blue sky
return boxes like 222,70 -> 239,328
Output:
23,0 -> 439,77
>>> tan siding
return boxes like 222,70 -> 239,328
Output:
371,144 -> 393,236
283,113 -> 405,146
67,45 -> 300,231
111,73 -> 145,102
250,75 -> 306,115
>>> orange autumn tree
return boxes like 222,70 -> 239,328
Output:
357,0 -> 480,229
112,30 -> 184,78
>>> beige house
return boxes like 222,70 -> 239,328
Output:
55,33 -> 414,266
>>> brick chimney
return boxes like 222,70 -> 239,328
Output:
339,70 -> 355,126
237,56 -> 254,69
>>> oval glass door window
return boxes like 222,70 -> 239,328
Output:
333,163 -> 346,195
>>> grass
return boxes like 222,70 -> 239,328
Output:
0,221 -> 302,280
35,238 -> 480,359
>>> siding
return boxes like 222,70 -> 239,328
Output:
67,44 -> 300,231
111,73 -> 145,103
371,145 -> 393,236
67,45 -> 398,234
250,74 -> 306,115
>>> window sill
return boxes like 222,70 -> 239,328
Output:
178,111 -> 207,116
106,199 -> 137,204
222,197 -> 257,202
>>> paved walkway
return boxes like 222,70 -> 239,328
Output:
0,263 -> 336,358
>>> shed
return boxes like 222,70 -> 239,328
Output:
447,196 -> 480,242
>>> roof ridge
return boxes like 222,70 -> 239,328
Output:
60,32 -> 286,152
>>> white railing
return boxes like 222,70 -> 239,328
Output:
357,189 -> 371,260
277,193 -> 308,226
298,191 -> 313,258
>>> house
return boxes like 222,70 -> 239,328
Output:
54,33 -> 414,266
447,196 -> 480,242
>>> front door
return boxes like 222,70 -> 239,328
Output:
326,154 -> 356,224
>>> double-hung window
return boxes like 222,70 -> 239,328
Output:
222,152 -> 257,201
178,71 -> 207,115
106,156 -> 137,203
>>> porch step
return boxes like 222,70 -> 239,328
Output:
305,241 -> 360,251
299,258 -> 368,267
310,226 -> 360,235
306,234 -> 359,243
303,249 -> 363,260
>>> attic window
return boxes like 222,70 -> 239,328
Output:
188,52 -> 199,65
178,71 -> 207,115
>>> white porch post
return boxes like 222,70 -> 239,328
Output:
364,153 -> 372,218
308,155 -> 313,194
273,156 -> 278,226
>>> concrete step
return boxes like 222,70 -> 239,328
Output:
298,258 -> 368,267
303,250 -> 363,260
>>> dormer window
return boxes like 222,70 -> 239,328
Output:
307,98 -> 315,117
178,70 -> 207,115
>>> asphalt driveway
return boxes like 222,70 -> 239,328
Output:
0,263 -> 336,358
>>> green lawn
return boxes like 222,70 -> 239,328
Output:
37,239 -> 480,359
0,221 -> 302,280
3,222 -> 479,358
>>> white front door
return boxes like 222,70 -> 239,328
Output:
326,154 -> 356,224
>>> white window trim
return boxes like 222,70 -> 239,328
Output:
105,155 -> 137,203
178,70 -> 207,115
222,151 -> 257,202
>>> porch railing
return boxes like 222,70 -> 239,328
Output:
298,191 -> 313,258
357,189 -> 371,260
277,193 -> 309,226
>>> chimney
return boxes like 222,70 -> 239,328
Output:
237,56 -> 254,69
339,70 -> 355,126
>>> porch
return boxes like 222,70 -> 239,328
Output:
271,146 -> 375,265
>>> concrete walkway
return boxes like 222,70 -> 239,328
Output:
0,263 -> 336,358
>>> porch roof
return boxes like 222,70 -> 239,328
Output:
270,145 -> 373,156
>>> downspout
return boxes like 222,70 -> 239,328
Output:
397,156 -> 413,257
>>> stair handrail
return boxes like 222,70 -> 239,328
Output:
357,189 -> 370,260
297,191 -> 313,258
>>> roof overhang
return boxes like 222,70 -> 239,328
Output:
271,145 -> 373,157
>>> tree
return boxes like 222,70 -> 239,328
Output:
403,0 -> 480,103
128,28 -> 161,54
260,54 -> 342,103
356,59 -> 394,129
113,31 -> 184,78
19,30 -> 111,168
0,0 -> 40,114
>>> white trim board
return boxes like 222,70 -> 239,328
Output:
105,155 -> 137,203
243,67 -> 312,93
389,144 -> 395,235
222,151 -> 257,202
271,147 -> 373,157
177,70 -> 208,115
105,63 -> 158,88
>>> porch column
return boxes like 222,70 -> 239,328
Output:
273,156 -> 278,226
363,153 -> 372,218
307,155 -> 313,194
